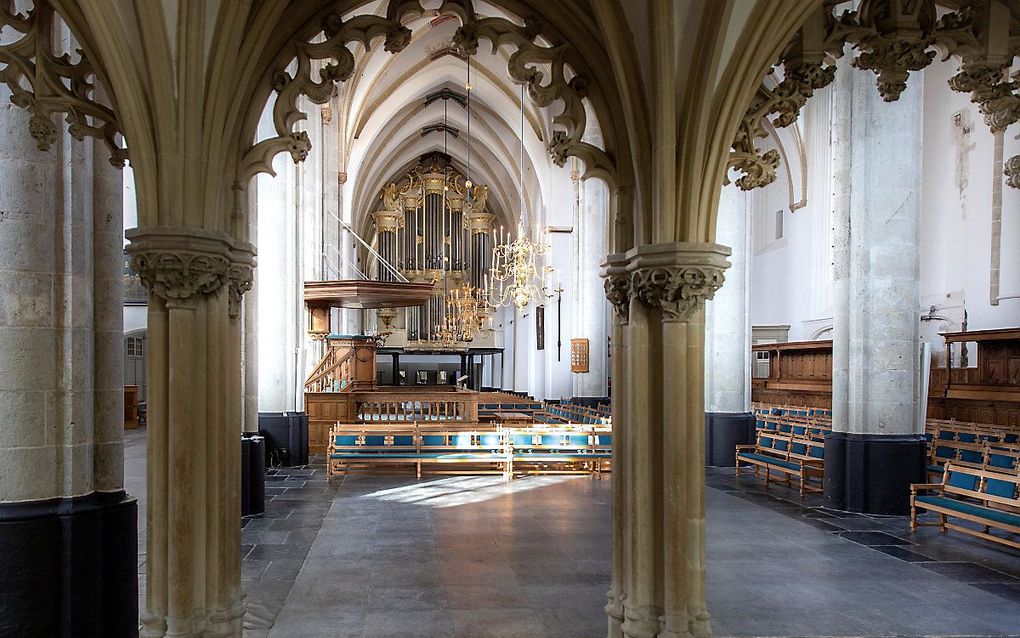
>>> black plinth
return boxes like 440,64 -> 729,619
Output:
823,432 -> 927,515
258,411 -> 308,467
0,491 -> 138,638
705,411 -> 756,466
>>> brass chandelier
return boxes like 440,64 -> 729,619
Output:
487,82 -> 551,311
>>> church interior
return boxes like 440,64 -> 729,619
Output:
1,1 -> 1020,637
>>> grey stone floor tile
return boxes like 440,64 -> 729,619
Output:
122,436 -> 1020,638
450,608 -> 549,638
362,609 -> 455,638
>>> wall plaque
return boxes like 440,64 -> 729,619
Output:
571,338 -> 589,373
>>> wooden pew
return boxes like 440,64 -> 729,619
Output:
735,431 -> 825,496
910,462 -> 1020,550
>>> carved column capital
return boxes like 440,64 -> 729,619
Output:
126,227 -> 256,309
228,251 -> 256,319
602,243 -> 731,323
601,253 -> 632,323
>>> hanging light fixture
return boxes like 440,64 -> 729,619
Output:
488,82 -> 551,311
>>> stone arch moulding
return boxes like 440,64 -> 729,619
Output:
728,0 -> 1020,192
0,2 -> 127,166
237,0 -> 621,201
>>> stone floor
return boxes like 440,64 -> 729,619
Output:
124,430 -> 1020,637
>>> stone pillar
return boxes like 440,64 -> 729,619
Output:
825,61 -> 926,515
703,185 -> 754,466
573,177 -> 610,398
0,97 -> 137,636
603,242 -> 729,638
129,229 -> 253,638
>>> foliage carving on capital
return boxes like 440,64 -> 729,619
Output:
602,272 -> 631,323
228,262 -> 255,318
130,251 -> 231,305
629,264 -> 726,323
0,1 -> 128,166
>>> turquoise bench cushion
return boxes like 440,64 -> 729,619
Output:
452,433 -> 475,448
737,452 -> 801,472
914,495 -> 1020,527
334,435 -> 359,446
988,454 -> 1017,470
808,446 -> 824,459
512,434 -> 535,447
935,446 -> 956,459
392,436 -> 415,446
479,433 -> 501,448
948,470 -> 979,491
567,434 -> 590,447
986,477 -> 1018,499
926,463 -> 943,474
422,435 -> 446,446
958,433 -> 976,443
960,449 -> 983,463
331,453 -> 421,459
513,453 -> 595,461
364,435 -> 386,446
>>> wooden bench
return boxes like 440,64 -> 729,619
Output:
504,426 -> 611,477
327,424 -> 510,478
327,422 -> 614,479
735,431 -> 825,496
910,462 -> 1020,550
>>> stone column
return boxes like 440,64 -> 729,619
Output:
573,177 -> 610,398
0,97 -> 136,635
703,185 -> 753,465
129,228 -> 252,638
603,242 -> 729,638
825,61 -> 926,515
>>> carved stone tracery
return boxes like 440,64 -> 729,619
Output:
729,0 -> 1020,191
242,1 -> 616,186
0,1 -> 127,166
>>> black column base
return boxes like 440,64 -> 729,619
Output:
824,432 -> 927,515
705,411 -> 755,466
0,491 -> 138,638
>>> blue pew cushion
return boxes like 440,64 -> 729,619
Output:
736,452 -> 801,472
914,495 -> 1020,527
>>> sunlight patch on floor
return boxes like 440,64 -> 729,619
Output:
358,474 -> 584,508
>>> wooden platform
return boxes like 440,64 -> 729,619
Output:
304,280 -> 434,309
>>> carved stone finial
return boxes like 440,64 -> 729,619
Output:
1005,155 -> 1020,190
228,262 -> 254,318
384,25 -> 412,53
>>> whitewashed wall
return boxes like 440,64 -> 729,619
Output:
750,57 -> 1020,348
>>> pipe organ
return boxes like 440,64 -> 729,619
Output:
371,156 -> 496,349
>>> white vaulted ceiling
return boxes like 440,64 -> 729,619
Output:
331,7 -> 567,236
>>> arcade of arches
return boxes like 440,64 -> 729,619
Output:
1,1 -> 1020,637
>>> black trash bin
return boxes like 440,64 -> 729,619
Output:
285,411 -> 309,466
242,433 -> 266,516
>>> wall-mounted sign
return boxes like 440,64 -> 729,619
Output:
536,305 -> 545,350
571,338 -> 589,373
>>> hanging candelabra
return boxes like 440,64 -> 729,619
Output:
486,81 -> 553,311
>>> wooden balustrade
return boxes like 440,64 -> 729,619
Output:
306,385 -> 481,453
